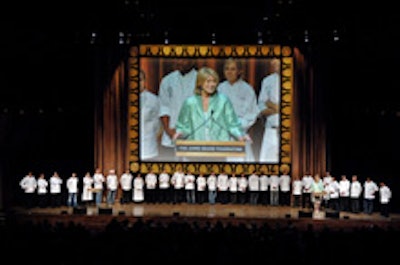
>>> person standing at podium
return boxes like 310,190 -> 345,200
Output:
173,67 -> 248,143
310,174 -> 325,211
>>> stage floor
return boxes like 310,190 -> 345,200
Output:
8,202 -> 400,232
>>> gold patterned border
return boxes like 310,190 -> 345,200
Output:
129,45 -> 293,175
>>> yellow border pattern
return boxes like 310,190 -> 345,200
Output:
129,45 -> 293,175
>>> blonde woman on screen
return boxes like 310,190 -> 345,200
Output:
173,67 -> 247,142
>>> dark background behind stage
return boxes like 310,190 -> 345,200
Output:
1,1 -> 400,210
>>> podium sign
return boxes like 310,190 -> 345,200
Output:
175,140 -> 246,157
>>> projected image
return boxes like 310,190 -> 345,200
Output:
139,56 -> 281,163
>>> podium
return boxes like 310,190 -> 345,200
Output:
175,140 -> 246,157
312,192 -> 325,219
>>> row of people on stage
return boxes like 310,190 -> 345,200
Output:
19,169 -> 392,217
18,168 -> 290,208
295,172 -> 392,217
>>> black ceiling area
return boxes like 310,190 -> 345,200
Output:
2,0 -> 398,45
1,0 -> 400,177
2,0 -> 399,96
1,0 -> 399,120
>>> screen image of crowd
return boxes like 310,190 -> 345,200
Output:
139,57 -> 282,164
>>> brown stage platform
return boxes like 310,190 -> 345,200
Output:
8,203 -> 400,232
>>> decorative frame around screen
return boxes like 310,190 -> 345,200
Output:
129,44 -> 293,175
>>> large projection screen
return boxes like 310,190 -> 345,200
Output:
128,45 -> 293,175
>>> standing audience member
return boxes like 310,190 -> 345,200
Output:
119,169 -> 133,204
49,171 -> 63,207
379,181 -> 392,218
349,174 -> 362,213
81,172 -> 94,206
66,172 -> 79,207
363,177 -> 379,215
19,171 -> 37,209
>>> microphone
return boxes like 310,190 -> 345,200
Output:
181,110 -> 214,140
209,111 -> 240,140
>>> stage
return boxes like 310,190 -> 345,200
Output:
8,202 -> 400,232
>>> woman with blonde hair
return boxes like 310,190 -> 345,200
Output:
174,67 -> 248,142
